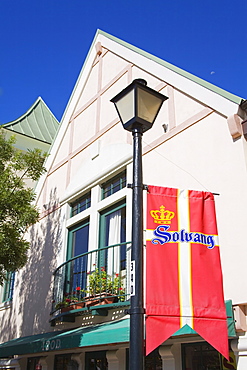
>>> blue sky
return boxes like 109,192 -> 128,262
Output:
0,0 -> 246,123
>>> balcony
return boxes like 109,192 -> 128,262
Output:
51,242 -> 131,324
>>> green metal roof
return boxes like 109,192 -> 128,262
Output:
2,97 -> 59,144
96,30 -> 243,105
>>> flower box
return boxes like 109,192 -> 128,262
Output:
61,302 -> 85,312
85,293 -> 117,307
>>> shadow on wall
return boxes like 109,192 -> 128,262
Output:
0,188 -> 63,341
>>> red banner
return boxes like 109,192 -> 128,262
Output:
146,186 -> 228,359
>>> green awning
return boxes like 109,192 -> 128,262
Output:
0,319 -> 129,358
0,301 -> 236,358
172,300 -> 236,338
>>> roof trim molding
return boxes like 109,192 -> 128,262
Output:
97,29 -> 242,105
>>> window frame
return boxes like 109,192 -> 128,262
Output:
98,200 -> 127,284
181,342 -> 223,370
2,272 -> 15,303
85,350 -> 108,370
70,191 -> 91,217
67,218 -> 90,260
99,200 -> 126,249
101,170 -> 126,200
54,354 -> 78,370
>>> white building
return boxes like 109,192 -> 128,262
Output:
0,96 -> 59,364
0,30 -> 246,370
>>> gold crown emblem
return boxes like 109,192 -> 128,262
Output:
150,205 -> 175,224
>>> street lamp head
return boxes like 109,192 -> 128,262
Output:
111,79 -> 168,133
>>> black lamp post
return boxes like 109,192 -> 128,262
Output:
111,79 -> 168,370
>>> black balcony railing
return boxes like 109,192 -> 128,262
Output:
52,242 -> 131,313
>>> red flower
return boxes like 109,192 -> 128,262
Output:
115,273 -> 119,277
101,267 -> 105,271
76,286 -> 81,291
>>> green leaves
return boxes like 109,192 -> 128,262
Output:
85,267 -> 125,299
0,128 -> 47,284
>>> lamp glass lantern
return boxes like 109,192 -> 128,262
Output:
110,79 -> 168,132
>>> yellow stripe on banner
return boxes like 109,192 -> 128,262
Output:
177,189 -> 194,329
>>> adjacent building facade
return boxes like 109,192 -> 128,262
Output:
0,97 -> 59,345
0,30 -> 246,369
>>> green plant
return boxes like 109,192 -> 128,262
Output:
112,273 -> 125,301
85,268 -> 125,301
0,129 -> 48,284
85,267 -> 111,295
55,294 -> 80,310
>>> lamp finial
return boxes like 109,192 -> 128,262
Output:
133,79 -> 147,86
